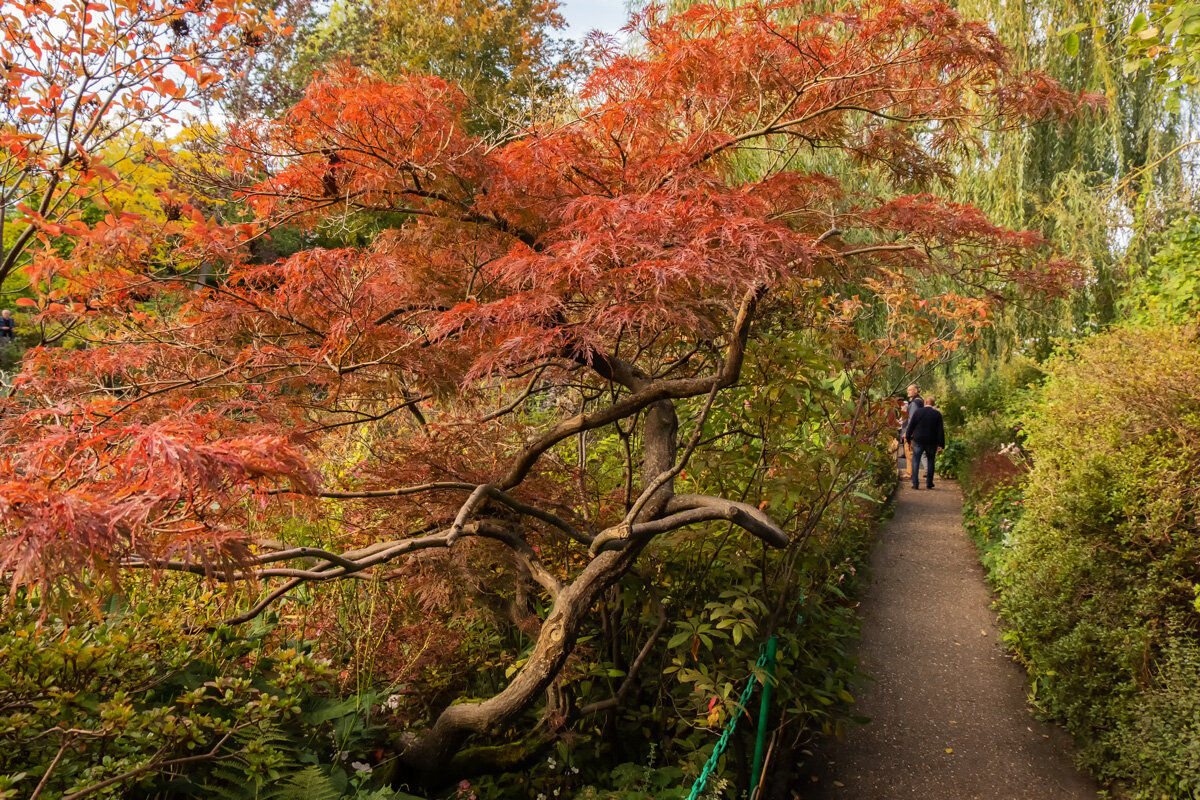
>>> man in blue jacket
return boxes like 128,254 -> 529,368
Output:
905,397 -> 945,489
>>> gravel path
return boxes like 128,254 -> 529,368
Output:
806,470 -> 1098,799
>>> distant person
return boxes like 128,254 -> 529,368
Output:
0,309 -> 14,341
900,384 -> 923,479
906,397 -> 945,490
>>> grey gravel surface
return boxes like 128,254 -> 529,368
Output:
806,471 -> 1099,800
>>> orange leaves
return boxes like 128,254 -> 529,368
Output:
199,0 -> 1090,395
241,65 -> 476,224
0,412 -> 318,593
0,0 -> 1095,598
146,75 -> 182,99
89,162 -> 121,183
0,0 -> 263,286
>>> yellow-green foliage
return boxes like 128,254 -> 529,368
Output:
1126,216 -> 1200,325
995,323 -> 1200,797
0,584 -> 396,800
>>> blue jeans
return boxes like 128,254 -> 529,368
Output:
911,442 -> 935,487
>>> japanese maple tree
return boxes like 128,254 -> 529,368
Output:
1,0 -> 1092,773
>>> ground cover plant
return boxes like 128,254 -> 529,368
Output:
0,588 -> 397,800
0,0 -> 1093,795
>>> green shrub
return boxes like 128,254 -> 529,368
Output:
961,483 -> 1025,575
992,324 -> 1200,798
1125,216 -> 1200,325
0,590 -> 394,800
937,355 -> 1045,428
935,438 -> 969,479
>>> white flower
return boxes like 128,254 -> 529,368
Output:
350,761 -> 372,774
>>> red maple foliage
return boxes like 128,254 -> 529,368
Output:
0,0 -> 1096,768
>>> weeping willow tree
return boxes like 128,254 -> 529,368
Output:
952,0 -> 1197,364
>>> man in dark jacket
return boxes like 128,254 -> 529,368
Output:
905,397 -> 945,489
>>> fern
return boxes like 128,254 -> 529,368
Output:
265,766 -> 343,800
355,790 -> 430,800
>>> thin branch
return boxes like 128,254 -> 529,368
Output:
578,587 -> 668,715
501,286 -> 763,491
59,732 -> 237,800
447,483 -> 495,545
28,737 -> 71,800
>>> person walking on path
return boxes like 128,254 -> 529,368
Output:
906,397 -> 944,489
900,384 -> 922,479
0,310 -> 14,342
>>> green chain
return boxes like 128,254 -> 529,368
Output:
685,650 -> 770,800
686,594 -> 805,800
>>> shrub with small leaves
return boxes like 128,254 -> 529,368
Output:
992,324 -> 1200,797
0,588 -> 383,800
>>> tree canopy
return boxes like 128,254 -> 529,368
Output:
228,0 -> 578,128
0,0 -> 1092,775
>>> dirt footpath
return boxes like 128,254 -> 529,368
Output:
806,474 -> 1098,799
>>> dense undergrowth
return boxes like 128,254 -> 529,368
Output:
949,325 -> 1200,799
0,464 -> 891,800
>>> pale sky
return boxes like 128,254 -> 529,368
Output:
558,0 -> 633,38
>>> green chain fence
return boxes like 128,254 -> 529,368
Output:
685,595 -> 806,800
684,640 -> 775,800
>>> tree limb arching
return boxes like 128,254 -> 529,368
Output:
397,287 -> 787,771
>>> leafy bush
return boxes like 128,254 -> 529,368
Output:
991,324 -> 1200,798
0,589 -> 397,800
935,354 -> 1039,491
1125,216 -> 1200,325
935,438 -> 969,479
937,356 -> 1045,428
961,482 -> 1025,574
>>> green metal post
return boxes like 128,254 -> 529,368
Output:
748,635 -> 778,800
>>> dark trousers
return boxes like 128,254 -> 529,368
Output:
911,441 -> 935,488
